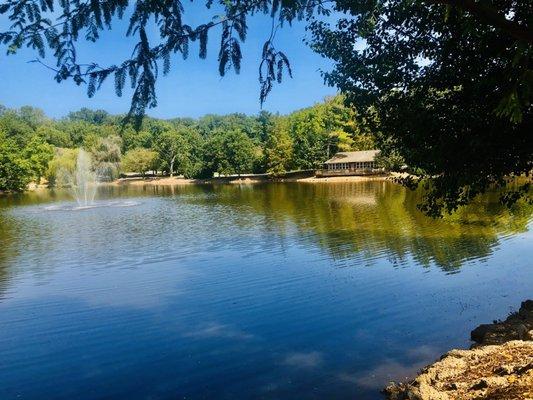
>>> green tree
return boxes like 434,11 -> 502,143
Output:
88,135 -> 123,180
322,96 -> 375,151
36,124 -> 72,148
121,148 -> 158,176
153,127 -> 191,177
18,106 -> 46,129
45,148 -> 78,187
288,107 -> 329,169
0,110 -> 35,147
256,111 -> 276,143
224,129 -> 256,176
265,119 -> 293,176
375,149 -> 405,172
67,108 -> 110,125
180,128 -> 205,178
0,131 -> 32,191
277,96 -> 373,169
196,114 -> 260,141
22,135 -> 54,183
55,120 -> 103,147
351,134 -> 376,152
202,129 -> 256,177
121,127 -> 153,152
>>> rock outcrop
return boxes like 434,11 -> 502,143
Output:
383,300 -> 533,400
471,300 -> 533,345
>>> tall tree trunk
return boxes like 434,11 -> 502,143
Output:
170,155 -> 176,177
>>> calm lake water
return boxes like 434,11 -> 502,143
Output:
0,181 -> 531,399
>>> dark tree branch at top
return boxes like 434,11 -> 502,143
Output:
0,0 -> 336,126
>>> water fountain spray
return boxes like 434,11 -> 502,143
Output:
71,149 -> 97,207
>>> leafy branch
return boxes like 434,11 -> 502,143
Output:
1,0 -> 333,125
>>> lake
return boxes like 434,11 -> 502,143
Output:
0,181 -> 531,399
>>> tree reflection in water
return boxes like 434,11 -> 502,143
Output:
180,181 -> 531,272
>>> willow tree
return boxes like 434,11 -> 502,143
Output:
1,0 -> 531,214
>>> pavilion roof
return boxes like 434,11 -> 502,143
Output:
324,150 -> 380,164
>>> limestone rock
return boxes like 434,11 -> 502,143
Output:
383,300 -> 533,400
383,341 -> 533,400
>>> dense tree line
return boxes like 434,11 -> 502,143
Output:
0,96 -> 380,191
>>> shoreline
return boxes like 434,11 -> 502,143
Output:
2,172 -> 406,194
104,173 -> 394,187
384,300 -> 533,400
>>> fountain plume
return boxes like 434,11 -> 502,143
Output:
70,149 -> 97,207
45,148 -> 139,212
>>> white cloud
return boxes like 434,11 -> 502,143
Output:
283,351 -> 323,369
183,322 -> 254,340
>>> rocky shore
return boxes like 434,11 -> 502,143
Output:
384,300 -> 533,400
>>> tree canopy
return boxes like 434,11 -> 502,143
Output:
0,96 -> 373,190
0,131 -> 33,191
310,0 -> 532,216
121,148 -> 158,176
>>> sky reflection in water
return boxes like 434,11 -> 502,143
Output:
0,182 -> 531,399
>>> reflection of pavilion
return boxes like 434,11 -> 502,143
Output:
339,195 -> 377,206
320,179 -> 385,206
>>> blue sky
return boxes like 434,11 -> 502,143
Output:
0,6 -> 337,119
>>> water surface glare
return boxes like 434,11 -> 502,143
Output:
0,182 -> 531,399
44,200 -> 141,211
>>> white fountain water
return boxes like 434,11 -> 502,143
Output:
45,148 -> 139,211
71,149 -> 98,207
